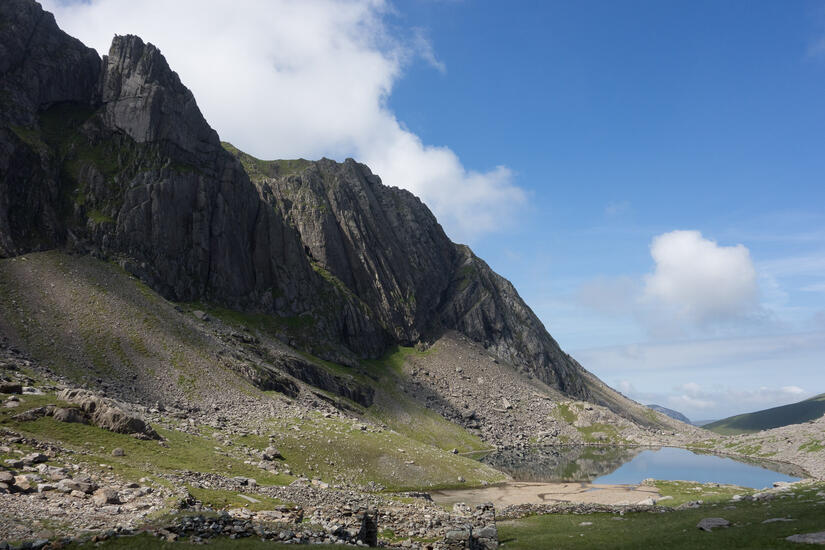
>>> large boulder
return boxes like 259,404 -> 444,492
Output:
56,389 -> 159,439
52,407 -> 90,424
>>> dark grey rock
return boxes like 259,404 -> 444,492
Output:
697,517 -> 731,532
0,0 -> 664,419
0,382 -> 22,394
52,407 -> 89,424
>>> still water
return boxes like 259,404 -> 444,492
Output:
478,446 -> 803,489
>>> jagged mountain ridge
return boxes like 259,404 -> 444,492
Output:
1,0 -> 647,411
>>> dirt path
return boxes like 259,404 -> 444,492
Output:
431,481 -> 660,507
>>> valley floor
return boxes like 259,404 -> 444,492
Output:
1,251 -> 824,548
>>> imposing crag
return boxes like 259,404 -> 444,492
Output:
3,0 -> 617,405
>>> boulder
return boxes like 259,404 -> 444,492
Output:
52,407 -> 90,424
56,389 -> 160,439
12,406 -> 54,422
0,382 -> 23,394
786,531 -> 825,545
697,518 -> 731,532
12,475 -> 32,492
111,447 -> 125,457
261,446 -> 282,461
22,452 -> 48,465
57,478 -> 97,494
92,487 -> 120,506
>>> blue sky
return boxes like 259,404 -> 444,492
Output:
47,0 -> 825,420
388,0 -> 825,420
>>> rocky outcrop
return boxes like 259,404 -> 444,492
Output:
55,389 -> 160,439
262,158 -> 591,398
1,0 -> 628,406
0,6 -> 387,362
0,0 -> 101,257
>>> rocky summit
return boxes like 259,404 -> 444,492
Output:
1,1 -> 824,549
0,0 -> 619,406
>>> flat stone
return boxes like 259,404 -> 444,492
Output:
192,310 -> 209,321
763,518 -> 795,524
477,526 -> 497,538
445,529 -> 469,541
58,478 -> 97,494
697,517 -> 731,532
786,531 -> 825,545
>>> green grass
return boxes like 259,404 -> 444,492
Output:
221,142 -> 311,180
499,483 -> 825,549
576,423 -> 621,443
652,480 -> 753,507
237,412 -> 504,492
7,414 -> 292,486
186,486 -> 288,512
357,345 -> 488,454
186,302 -> 314,341
556,403 -> 577,424
705,393 -> 825,435
0,252 -> 223,388
798,439 -> 825,453
67,534 -> 353,549
87,209 -> 115,224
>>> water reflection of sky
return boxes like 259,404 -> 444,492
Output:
594,447 -> 801,489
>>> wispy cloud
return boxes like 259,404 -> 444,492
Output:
574,330 -> 825,374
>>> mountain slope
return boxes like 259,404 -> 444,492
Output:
648,404 -> 691,425
0,0 -> 676,426
705,393 -> 825,435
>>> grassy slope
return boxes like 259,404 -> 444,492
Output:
0,251 -> 502,491
199,302 -> 491,455
68,534 -> 353,549
239,413 -> 503,492
221,142 -> 311,180
705,394 -> 825,435
500,482 -> 825,550
0,251 -> 246,402
0,393 -> 293,487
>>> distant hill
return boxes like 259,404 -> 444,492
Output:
692,419 -> 719,427
647,404 -> 691,424
705,393 -> 825,435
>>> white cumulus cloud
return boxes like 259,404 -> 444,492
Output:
42,0 -> 525,242
642,230 -> 759,326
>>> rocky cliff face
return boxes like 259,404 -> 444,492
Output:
256,157 -> 589,397
0,0 -> 595,402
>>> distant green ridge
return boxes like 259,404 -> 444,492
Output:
705,392 -> 825,435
